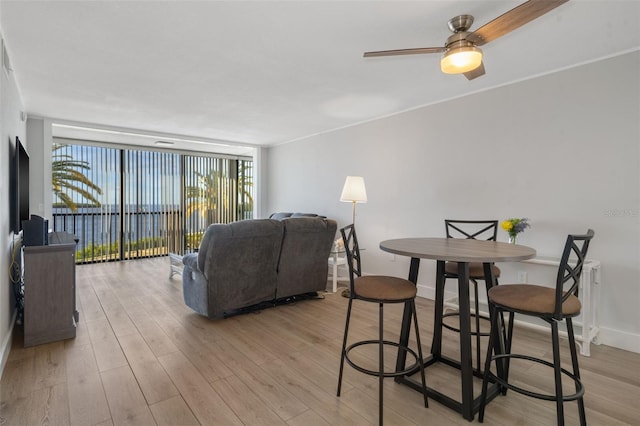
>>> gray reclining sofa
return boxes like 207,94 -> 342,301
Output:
182,215 -> 337,318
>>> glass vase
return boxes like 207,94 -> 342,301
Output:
508,234 -> 517,244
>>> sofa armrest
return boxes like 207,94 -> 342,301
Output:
183,253 -> 199,271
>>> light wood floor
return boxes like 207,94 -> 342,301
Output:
1,257 -> 639,425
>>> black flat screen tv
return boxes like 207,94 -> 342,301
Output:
12,136 -> 30,234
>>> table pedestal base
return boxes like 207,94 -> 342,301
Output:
396,354 -> 503,421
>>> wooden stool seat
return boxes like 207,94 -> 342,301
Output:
354,276 -> 417,301
488,284 -> 581,317
445,261 -> 501,279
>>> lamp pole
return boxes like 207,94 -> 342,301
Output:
351,201 -> 357,226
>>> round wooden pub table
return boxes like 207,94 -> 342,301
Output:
379,237 -> 536,421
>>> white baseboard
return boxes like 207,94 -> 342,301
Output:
416,283 -> 435,300
597,327 -> 640,354
0,310 -> 17,378
417,284 -> 458,302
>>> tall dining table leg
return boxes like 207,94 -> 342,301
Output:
482,262 -> 506,381
456,261 -> 474,421
394,257 -> 498,421
395,257 -> 421,379
431,260 -> 446,358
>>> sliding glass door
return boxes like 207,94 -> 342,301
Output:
52,142 -> 253,263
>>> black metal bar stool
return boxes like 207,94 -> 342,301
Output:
439,220 -> 502,371
336,224 -> 427,425
479,229 -> 594,426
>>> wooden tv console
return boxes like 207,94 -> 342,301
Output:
23,233 -> 78,347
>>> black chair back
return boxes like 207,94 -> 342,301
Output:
340,224 -> 362,298
445,220 -> 498,241
554,229 -> 595,319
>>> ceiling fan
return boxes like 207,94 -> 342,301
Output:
363,0 -> 569,80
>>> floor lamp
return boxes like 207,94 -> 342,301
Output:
339,176 -> 367,297
340,176 -> 368,226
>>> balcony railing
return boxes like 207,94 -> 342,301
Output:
52,209 -> 205,264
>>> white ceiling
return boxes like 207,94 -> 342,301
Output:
1,1 -> 639,152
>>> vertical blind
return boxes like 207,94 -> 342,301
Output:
122,149 -> 182,260
52,141 -> 253,263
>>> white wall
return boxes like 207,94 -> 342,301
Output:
266,51 -> 640,354
26,118 -> 53,222
0,31 -> 26,374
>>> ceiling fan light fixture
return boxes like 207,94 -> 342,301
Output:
440,46 -> 483,74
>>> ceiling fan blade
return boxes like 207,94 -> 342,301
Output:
467,0 -> 569,46
363,47 -> 446,58
463,62 -> 486,80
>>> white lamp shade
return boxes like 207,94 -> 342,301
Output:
340,176 -> 367,203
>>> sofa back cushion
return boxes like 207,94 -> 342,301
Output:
200,219 -> 284,314
276,217 -> 337,299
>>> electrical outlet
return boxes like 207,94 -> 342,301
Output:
518,271 -> 528,283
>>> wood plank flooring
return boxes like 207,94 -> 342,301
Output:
1,257 -> 638,425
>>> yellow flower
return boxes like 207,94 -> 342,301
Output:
501,221 -> 513,232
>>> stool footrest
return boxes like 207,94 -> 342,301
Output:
488,353 -> 585,402
345,339 -> 420,378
